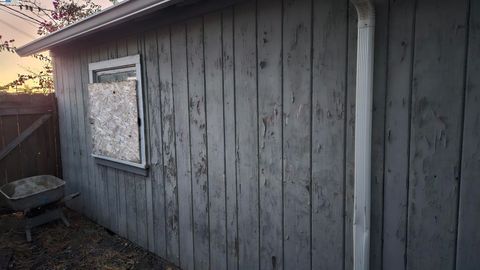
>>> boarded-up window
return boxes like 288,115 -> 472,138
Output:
88,55 -> 146,173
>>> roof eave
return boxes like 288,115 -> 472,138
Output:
16,0 -> 181,56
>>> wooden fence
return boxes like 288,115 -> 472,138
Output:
0,93 -> 62,187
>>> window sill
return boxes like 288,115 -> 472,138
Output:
94,157 -> 148,176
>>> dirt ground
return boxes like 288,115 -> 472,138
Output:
0,207 -> 178,270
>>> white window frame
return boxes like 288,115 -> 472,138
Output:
88,55 -> 147,172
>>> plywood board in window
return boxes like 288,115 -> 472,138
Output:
87,80 -> 140,163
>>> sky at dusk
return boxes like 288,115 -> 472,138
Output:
0,0 -> 112,85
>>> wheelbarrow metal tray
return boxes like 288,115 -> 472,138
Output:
0,175 -> 65,211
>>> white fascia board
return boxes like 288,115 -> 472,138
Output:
16,0 -> 181,56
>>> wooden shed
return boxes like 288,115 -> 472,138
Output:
17,0 -> 480,269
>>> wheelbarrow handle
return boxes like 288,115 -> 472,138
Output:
60,192 -> 80,203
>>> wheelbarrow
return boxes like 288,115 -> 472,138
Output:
0,175 -> 79,242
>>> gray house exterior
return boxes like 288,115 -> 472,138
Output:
17,0 -> 480,269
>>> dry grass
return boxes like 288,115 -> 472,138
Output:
0,208 -> 178,270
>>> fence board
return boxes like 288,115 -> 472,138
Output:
0,116 -> 21,186
0,114 -> 51,160
4,117 -> 22,183
0,93 -> 60,190
19,116 -> 39,177
0,117 -> 4,185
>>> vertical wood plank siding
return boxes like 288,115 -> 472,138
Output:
204,12 -> 228,270
282,0 -> 312,269
311,0 -> 347,269
257,0 -> 283,270
344,5 -> 357,270
370,0 -> 389,268
382,0 -> 415,269
158,27 -> 181,263
187,16 -> 211,270
406,0 -> 468,269
221,8 -> 239,270
53,0 -> 480,269
456,0 -> 480,269
115,39 -> 130,240
171,22 -> 195,270
234,2 -> 260,269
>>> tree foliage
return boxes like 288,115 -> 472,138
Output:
1,0 -> 107,93
1,35 -> 53,93
35,0 -> 102,35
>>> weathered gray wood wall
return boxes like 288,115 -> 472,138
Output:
51,0 -> 479,269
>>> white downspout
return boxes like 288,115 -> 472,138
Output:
351,1 -> 375,270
